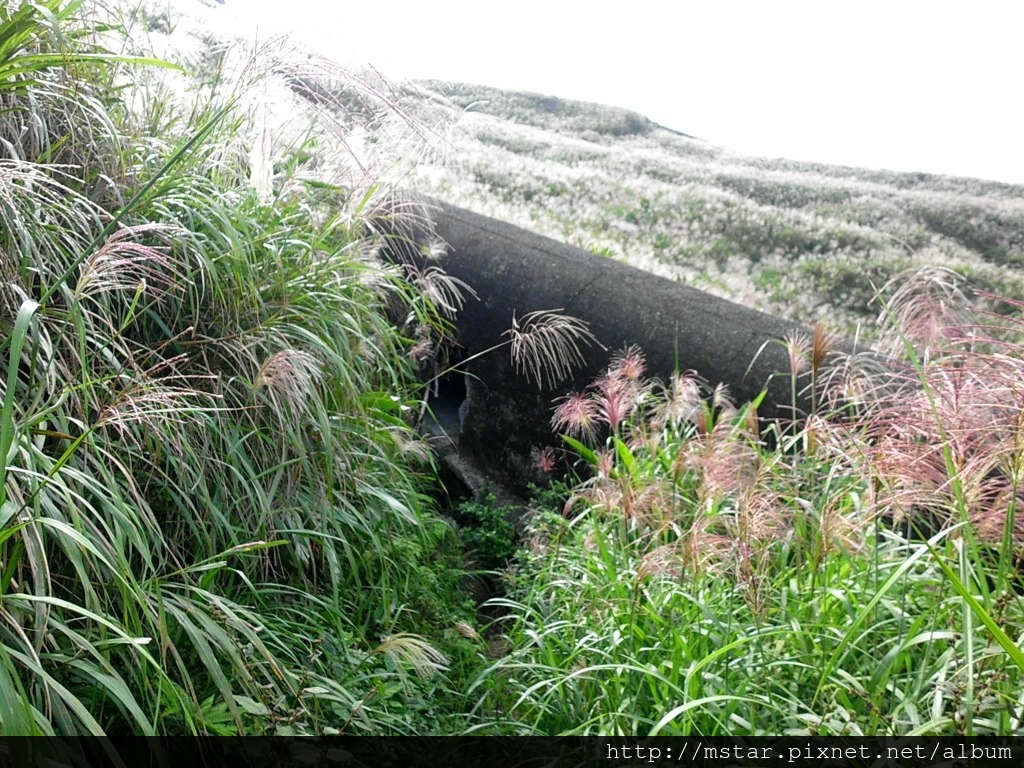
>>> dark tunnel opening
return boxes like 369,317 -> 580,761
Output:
420,346 -> 470,443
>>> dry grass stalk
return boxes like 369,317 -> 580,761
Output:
503,309 -> 598,390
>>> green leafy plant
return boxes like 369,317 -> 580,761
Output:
456,494 -> 519,571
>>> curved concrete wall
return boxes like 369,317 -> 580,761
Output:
380,198 -> 857,495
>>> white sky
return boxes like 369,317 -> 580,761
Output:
217,1 -> 1024,185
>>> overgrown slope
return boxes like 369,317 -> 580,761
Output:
10,0 -> 1024,737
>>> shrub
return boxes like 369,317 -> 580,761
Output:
455,494 -> 519,572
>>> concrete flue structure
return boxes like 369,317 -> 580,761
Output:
379,197 -> 861,496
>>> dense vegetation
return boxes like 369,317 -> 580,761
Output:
4,0 -> 1024,737
470,294 -> 1024,734
0,0 -> 479,735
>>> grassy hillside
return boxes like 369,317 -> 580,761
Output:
6,0 -> 1024,738
404,81 -> 1024,335
395,63 -> 1024,738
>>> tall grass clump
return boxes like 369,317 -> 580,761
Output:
0,0 -> 477,735
470,272 -> 1024,735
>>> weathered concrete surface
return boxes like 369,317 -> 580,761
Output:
379,197 -> 856,495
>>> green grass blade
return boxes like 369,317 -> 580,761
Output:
650,695 -> 773,735
811,531 -> 950,708
926,540 -> 1024,673
0,299 -> 39,510
0,642 -> 42,735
